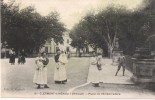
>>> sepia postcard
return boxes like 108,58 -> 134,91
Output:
1,0 -> 155,99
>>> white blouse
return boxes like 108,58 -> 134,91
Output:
59,53 -> 68,64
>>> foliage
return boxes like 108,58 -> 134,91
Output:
1,1 -> 66,54
70,1 -> 155,56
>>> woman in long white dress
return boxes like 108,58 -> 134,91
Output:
54,49 -> 61,83
90,51 -> 102,87
54,50 -> 68,84
33,52 -> 49,89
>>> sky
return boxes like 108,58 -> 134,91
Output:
4,0 -> 144,29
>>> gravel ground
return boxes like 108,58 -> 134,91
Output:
1,57 -> 90,97
73,83 -> 155,98
1,57 -> 155,98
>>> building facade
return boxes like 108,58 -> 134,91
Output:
40,31 -> 76,54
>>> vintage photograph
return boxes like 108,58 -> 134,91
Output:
1,0 -> 155,99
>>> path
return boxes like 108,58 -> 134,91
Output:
87,58 -> 134,84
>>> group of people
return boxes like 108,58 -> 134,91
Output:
33,49 -> 68,89
18,49 -> 26,64
9,48 -> 26,65
32,48 -> 126,89
90,51 -> 126,87
9,48 -> 16,65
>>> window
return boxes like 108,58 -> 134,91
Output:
45,47 -> 48,53
67,39 -> 69,44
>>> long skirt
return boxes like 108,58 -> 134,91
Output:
90,65 -> 102,83
18,56 -> 22,64
33,67 -> 47,85
54,63 -> 67,83
9,55 -> 15,64
21,56 -> 26,63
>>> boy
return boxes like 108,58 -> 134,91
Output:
115,54 -> 126,76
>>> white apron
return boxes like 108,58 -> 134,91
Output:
90,56 -> 102,83
54,53 -> 68,82
33,57 -> 47,84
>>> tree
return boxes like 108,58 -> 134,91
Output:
1,1 -> 66,54
70,7 -> 131,57
119,0 -> 155,54
142,0 -> 155,51
70,1 -> 155,57
94,7 -> 129,57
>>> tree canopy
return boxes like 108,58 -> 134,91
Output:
1,1 -> 66,54
70,0 -> 155,56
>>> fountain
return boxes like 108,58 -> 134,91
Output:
131,48 -> 155,83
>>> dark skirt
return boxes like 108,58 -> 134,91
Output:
18,56 -> 25,64
9,55 -> 15,63
21,56 -> 26,63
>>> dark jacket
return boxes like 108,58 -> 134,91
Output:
55,54 -> 60,63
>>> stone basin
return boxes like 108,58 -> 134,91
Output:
131,58 -> 155,83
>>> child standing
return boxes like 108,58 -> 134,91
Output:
115,54 -> 126,76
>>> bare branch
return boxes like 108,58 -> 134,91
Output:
112,23 -> 118,47
102,34 -> 110,46
105,20 -> 112,46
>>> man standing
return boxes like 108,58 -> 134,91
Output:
115,54 -> 126,76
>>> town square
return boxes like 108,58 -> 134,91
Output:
1,0 -> 155,98
1,56 -> 155,98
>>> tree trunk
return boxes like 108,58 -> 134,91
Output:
108,46 -> 113,59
